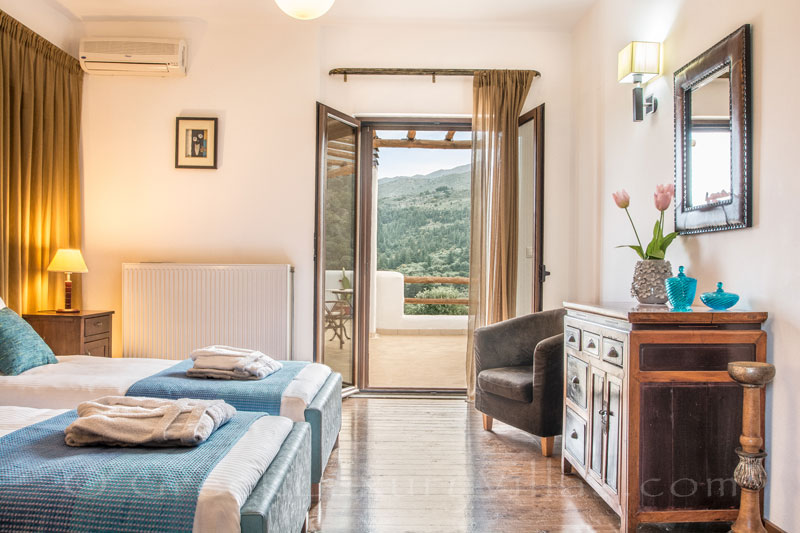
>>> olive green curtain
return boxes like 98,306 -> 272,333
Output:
466,70 -> 534,400
0,10 -> 83,313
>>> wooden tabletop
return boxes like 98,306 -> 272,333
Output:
563,301 -> 767,324
22,310 -> 114,318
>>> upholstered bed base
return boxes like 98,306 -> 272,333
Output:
240,422 -> 312,533
305,372 -> 342,485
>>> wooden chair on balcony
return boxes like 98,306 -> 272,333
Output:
324,298 -> 352,349
474,309 -> 566,456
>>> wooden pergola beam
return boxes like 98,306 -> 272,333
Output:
373,138 -> 471,150
407,130 -> 416,141
326,148 -> 355,159
445,131 -> 455,141
326,164 -> 354,178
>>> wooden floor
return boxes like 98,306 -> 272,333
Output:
309,398 -> 620,532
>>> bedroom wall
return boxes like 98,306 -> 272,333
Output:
71,17 -> 575,361
571,0 -> 800,527
1,0 -> 78,53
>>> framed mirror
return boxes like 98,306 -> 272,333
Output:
674,24 -> 751,234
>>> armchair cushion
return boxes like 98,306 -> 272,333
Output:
477,366 -> 533,403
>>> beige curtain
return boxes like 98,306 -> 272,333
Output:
466,70 -> 534,400
0,10 -> 83,313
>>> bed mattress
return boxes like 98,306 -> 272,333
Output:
0,406 -> 294,533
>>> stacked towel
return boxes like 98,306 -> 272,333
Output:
188,345 -> 283,380
64,396 -> 236,447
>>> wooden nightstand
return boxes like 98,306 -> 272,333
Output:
22,310 -> 114,357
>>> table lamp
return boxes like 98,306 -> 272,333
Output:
47,249 -> 88,313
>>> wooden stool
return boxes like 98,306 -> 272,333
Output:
727,361 -> 775,533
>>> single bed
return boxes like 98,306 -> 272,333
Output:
0,356 -> 342,498
0,405 -> 311,533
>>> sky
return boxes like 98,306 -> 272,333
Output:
376,130 -> 471,179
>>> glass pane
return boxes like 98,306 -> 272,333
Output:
322,115 -> 356,386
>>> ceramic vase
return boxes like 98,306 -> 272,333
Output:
631,260 -> 673,304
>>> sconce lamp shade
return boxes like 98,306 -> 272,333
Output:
618,41 -> 661,83
274,0 -> 335,20
47,249 -> 88,273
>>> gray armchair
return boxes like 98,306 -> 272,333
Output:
474,308 -> 566,456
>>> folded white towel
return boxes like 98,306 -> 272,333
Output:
189,345 -> 283,380
64,396 -> 236,447
280,363 -> 332,422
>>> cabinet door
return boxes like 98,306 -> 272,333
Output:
589,368 -> 606,478
604,375 -> 622,493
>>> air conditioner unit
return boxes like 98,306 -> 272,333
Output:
79,38 -> 187,77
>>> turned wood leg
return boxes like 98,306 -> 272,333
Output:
728,362 -> 775,533
540,436 -> 554,457
311,483 -> 321,504
300,513 -> 309,533
482,414 -> 493,431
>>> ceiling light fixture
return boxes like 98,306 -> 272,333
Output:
274,0 -> 335,20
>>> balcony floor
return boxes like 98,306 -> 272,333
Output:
368,333 -> 467,389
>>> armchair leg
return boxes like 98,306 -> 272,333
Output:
541,436 -> 554,457
482,414 -> 493,431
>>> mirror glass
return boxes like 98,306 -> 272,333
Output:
687,65 -> 732,208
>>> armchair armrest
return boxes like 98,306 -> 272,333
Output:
474,308 -> 566,375
530,333 -> 565,437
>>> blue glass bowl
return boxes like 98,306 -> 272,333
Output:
700,282 -> 740,310
665,266 -> 697,312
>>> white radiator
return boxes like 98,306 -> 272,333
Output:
122,263 -> 293,360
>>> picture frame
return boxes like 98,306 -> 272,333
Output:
175,117 -> 218,169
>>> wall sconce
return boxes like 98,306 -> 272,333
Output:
618,41 -> 661,122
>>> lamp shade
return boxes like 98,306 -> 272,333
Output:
47,249 -> 88,273
618,41 -> 661,83
274,0 -> 335,20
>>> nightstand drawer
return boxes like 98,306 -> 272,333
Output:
84,338 -> 109,357
85,315 -> 110,337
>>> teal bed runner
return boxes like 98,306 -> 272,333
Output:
126,359 -> 308,414
0,410 -> 264,532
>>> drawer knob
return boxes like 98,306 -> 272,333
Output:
587,339 -> 596,349
570,430 -> 579,439
568,335 -> 576,343
571,376 -> 580,385
607,347 -> 619,358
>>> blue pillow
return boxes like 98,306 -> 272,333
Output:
0,307 -> 57,375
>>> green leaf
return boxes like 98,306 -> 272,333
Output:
616,244 -> 645,259
660,232 -> 678,252
652,220 -> 661,241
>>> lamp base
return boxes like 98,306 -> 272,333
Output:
56,308 -> 80,314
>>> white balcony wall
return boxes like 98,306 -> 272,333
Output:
375,271 -> 467,333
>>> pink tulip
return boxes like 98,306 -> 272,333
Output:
654,183 -> 674,211
612,189 -> 630,209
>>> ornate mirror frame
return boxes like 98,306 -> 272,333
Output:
674,24 -> 752,234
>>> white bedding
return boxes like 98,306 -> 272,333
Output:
0,405 -> 293,533
0,356 -> 332,422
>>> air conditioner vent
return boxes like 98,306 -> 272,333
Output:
81,40 -> 178,56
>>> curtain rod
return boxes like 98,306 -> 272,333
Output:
328,68 -> 541,83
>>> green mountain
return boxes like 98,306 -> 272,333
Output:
377,164 -> 471,314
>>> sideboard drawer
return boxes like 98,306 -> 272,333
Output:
85,314 -> 111,337
602,337 -> 624,368
582,331 -> 600,357
567,355 -> 588,409
565,325 -> 581,350
564,407 -> 587,466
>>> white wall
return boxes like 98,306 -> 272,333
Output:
1,0 -> 78,53
319,23 -> 576,312
571,0 -> 800,527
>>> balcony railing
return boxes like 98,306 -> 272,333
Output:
404,276 -> 469,305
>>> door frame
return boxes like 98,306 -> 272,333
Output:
356,117 -> 472,393
519,103 -> 546,312
314,102 -> 361,393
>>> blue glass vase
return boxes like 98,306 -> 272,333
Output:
665,266 -> 697,312
700,282 -> 740,310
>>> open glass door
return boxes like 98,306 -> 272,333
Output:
314,103 -> 360,390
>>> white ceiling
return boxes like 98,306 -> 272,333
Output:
52,0 -> 596,30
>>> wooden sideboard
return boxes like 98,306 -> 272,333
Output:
561,302 -> 767,532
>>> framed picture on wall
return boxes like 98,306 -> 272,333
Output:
175,117 -> 218,169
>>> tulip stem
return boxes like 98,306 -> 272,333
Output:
625,207 -> 645,258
